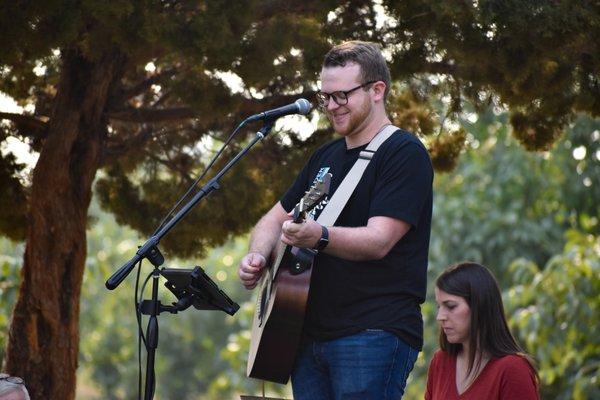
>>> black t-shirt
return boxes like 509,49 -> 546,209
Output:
280,129 -> 433,350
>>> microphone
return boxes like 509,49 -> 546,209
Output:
245,98 -> 312,123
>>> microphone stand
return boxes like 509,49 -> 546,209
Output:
106,121 -> 274,290
105,121 -> 274,400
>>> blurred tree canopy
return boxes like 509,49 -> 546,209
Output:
76,203 -> 263,399
412,111 -> 599,400
0,0 -> 598,398
385,0 -> 599,152
506,230 -> 599,400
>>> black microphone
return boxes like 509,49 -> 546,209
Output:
245,98 -> 312,123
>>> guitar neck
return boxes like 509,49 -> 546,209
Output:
269,204 -> 312,276
292,204 -> 306,223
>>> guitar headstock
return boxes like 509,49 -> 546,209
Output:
293,173 -> 332,222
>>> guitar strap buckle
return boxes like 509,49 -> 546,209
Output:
359,149 -> 375,160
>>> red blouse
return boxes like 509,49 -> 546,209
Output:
425,350 -> 539,400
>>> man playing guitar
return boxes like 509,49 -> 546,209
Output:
239,40 -> 433,400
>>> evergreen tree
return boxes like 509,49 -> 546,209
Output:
0,1 -> 597,398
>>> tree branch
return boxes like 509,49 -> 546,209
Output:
0,112 -> 48,138
107,107 -> 197,123
426,61 -> 457,75
101,125 -> 156,165
144,149 -> 194,185
107,90 -> 317,124
118,68 -> 178,103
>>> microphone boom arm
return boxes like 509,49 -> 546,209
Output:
105,122 -> 275,290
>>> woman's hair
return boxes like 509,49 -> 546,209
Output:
436,262 -> 537,378
0,373 -> 30,400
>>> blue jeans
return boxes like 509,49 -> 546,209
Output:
291,330 -> 418,400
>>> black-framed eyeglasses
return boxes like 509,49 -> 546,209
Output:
0,376 -> 24,385
315,81 -> 376,108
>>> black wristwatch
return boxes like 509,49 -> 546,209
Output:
315,225 -> 329,251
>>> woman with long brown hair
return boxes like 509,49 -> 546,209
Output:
425,262 -> 538,399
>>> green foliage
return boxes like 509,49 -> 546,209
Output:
0,150 -> 27,241
2,0 -> 598,245
1,1 -> 599,398
0,240 -> 24,363
77,200 -> 287,399
0,0 -> 338,250
384,0 -> 600,150
94,131 -> 320,259
506,230 -> 599,400
406,111 -> 600,400
429,111 -> 599,282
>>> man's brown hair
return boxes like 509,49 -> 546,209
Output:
323,41 -> 391,100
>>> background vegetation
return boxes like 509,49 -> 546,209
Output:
1,0 -> 598,398
2,108 -> 597,399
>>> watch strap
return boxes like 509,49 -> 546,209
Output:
315,225 -> 329,251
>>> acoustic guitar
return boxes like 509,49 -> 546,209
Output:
247,173 -> 332,384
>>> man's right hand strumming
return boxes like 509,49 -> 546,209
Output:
238,252 -> 267,290
238,202 -> 290,290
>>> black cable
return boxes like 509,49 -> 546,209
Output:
135,262 -> 154,400
134,260 -> 143,400
137,270 -> 154,343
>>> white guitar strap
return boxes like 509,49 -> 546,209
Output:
316,124 -> 398,226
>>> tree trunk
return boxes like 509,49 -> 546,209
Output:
4,49 -> 124,400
